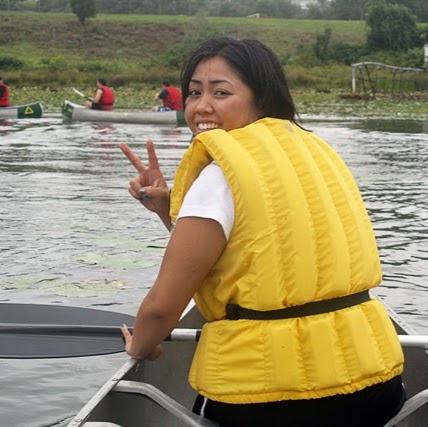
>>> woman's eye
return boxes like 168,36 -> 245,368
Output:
188,89 -> 200,96
214,90 -> 228,96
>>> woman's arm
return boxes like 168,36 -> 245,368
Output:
122,216 -> 227,359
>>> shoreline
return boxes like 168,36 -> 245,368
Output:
7,87 -> 428,120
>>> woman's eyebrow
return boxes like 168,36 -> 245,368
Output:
190,78 -> 231,85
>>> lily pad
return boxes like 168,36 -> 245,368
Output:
1,275 -> 57,289
93,234 -> 166,252
0,275 -> 130,297
72,251 -> 160,270
38,278 -> 127,297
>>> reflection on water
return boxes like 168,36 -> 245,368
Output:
303,117 -> 428,135
355,118 -> 428,135
0,116 -> 427,426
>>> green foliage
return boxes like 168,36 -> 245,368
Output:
4,0 -> 428,21
75,61 -> 106,73
403,47 -> 428,68
39,0 -> 69,12
324,0 -> 427,22
40,55 -> 67,71
0,0 -> 22,10
305,3 -> 329,20
395,0 -> 428,22
366,2 -> 420,51
93,0 -> 305,18
70,0 -> 97,25
18,0 -> 39,11
419,25 -> 428,44
327,0 -> 368,20
289,64 -> 351,90
313,28 -> 366,65
313,28 -> 333,61
361,47 -> 427,68
414,73 -> 428,91
0,56 -> 24,69
328,42 -> 367,65
1,12 -> 426,92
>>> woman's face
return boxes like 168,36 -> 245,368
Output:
184,56 -> 260,136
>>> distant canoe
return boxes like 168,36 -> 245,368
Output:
0,102 -> 44,119
61,100 -> 186,126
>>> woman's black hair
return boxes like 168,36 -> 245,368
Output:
180,36 -> 297,122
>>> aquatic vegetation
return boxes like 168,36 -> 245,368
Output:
0,275 -> 130,297
72,252 -> 160,270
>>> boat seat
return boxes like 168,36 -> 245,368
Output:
111,380 -> 220,427
383,389 -> 428,427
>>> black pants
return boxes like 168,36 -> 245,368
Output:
193,376 -> 406,427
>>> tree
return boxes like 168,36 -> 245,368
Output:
70,0 -> 97,25
389,0 -> 428,22
366,1 -> 420,52
39,0 -> 69,12
0,0 -> 27,10
328,0 -> 368,20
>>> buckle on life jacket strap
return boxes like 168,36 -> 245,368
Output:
225,290 -> 370,320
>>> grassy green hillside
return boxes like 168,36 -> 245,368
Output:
1,12 -> 426,117
0,12 -> 367,87
2,12 -> 366,59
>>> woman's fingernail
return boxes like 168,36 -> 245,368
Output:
139,188 -> 149,200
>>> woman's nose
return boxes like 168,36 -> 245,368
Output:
195,94 -> 213,113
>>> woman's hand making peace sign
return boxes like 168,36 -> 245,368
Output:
119,140 -> 172,230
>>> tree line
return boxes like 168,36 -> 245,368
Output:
1,0 -> 426,22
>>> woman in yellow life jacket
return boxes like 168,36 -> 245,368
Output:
119,37 -> 406,427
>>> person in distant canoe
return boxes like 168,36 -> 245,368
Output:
85,78 -> 114,111
0,77 -> 10,107
152,80 -> 183,112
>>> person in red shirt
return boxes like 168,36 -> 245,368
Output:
85,78 -> 114,111
152,80 -> 183,111
0,77 -> 10,107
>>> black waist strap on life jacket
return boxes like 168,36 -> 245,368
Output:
225,290 -> 370,320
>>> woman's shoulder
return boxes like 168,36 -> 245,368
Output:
199,162 -> 226,183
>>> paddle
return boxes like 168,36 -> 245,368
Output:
0,303 -> 134,359
71,87 -> 91,100
0,303 -> 425,359
0,303 -> 201,359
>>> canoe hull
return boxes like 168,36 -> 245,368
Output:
67,299 -> 428,427
62,100 -> 186,126
0,102 -> 43,119
385,302 -> 428,426
67,306 -> 204,427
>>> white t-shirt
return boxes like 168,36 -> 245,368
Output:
176,163 -> 234,240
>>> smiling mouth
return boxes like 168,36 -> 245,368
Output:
197,122 -> 220,130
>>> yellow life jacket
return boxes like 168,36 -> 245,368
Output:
170,118 -> 404,404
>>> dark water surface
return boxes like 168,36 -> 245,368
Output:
0,115 -> 427,426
